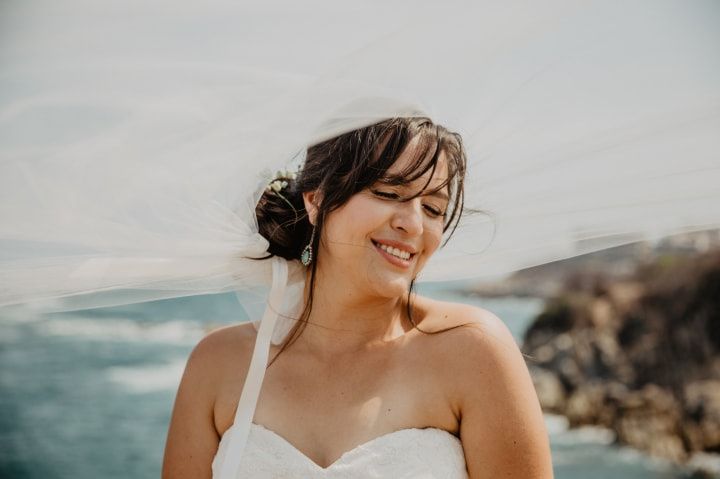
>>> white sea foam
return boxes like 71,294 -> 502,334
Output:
687,452 -> 720,474
551,423 -> 616,446
106,359 -> 186,393
615,445 -> 676,471
543,413 -> 569,435
0,304 -> 45,323
37,317 -> 205,344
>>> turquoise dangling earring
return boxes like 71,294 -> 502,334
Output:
300,226 -> 315,266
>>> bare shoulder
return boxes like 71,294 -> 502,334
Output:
414,296 -> 524,407
417,296 -> 553,478
185,322 -> 259,430
162,322 -> 258,479
416,295 -> 517,352
425,299 -> 528,407
190,321 -> 257,370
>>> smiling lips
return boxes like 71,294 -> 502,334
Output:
371,239 -> 417,268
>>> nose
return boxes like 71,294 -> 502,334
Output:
390,198 -> 424,236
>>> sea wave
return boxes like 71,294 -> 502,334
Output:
36,317 -> 205,344
544,413 -> 569,435
549,421 -> 616,446
106,359 -> 186,393
687,452 -> 720,474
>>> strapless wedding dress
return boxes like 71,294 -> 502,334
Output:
210,287 -> 468,478
212,421 -> 469,478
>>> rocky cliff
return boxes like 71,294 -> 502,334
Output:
523,250 -> 720,469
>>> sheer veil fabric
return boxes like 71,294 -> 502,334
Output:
1,2 -> 719,316
2,1 -> 719,475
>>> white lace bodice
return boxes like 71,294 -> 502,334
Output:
212,422 -> 469,478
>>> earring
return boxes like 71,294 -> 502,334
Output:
300,226 -> 315,266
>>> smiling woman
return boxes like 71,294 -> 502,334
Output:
1,1 -> 718,477
162,118 -> 554,478
257,118 -> 467,357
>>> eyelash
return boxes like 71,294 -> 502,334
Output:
371,190 -> 445,218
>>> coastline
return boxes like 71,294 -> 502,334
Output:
463,235 -> 720,479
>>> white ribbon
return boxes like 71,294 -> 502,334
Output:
218,256 -> 288,479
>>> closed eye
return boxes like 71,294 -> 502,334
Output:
423,205 -> 444,217
373,189 -> 445,218
371,190 -> 401,200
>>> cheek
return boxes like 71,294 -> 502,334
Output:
341,196 -> 387,231
322,197 -> 381,249
415,223 -> 443,271
424,222 -> 444,253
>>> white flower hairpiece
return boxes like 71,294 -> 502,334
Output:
265,168 -> 298,193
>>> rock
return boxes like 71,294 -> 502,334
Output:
605,281 -> 644,315
589,297 -> 614,329
684,381 -> 720,451
521,249 -> 720,465
529,367 -> 566,412
565,382 -> 607,426
683,469 -> 717,479
614,384 -> 686,462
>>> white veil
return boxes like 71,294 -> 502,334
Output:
2,2 -> 719,474
1,0 -> 719,312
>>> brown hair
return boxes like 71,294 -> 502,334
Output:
255,117 -> 469,364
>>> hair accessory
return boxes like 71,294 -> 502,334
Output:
265,169 -> 297,194
300,225 -> 316,266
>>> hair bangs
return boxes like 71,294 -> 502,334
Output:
373,126 -> 465,239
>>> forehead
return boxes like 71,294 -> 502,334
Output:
384,134 -> 449,186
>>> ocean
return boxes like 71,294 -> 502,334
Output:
0,284 -> 690,478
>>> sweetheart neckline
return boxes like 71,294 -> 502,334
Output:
220,422 -> 462,471
252,422 -> 461,470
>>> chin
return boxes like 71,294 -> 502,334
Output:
367,272 -> 412,299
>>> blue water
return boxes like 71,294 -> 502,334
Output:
0,286 -> 688,478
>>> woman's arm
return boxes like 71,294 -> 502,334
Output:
453,307 -> 554,479
162,332 -> 224,479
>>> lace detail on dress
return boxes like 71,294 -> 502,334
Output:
212,422 -> 469,478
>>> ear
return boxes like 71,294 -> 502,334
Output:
302,190 -> 321,225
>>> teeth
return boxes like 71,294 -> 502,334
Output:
378,243 -> 411,260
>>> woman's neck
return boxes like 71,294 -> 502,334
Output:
293,267 -> 415,359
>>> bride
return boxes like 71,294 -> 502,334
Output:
162,118 -> 553,478
0,2 -> 716,477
